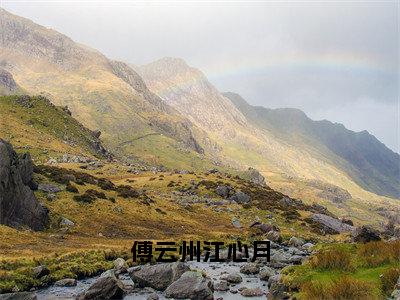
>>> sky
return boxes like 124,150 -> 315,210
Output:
1,0 -> 399,152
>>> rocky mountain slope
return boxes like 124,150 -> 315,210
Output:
225,92 -> 400,199
0,8 -> 207,170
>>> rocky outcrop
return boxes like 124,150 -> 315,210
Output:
245,167 -> 267,186
0,140 -> 48,230
0,68 -> 18,94
309,213 -> 355,234
129,262 -> 189,291
352,226 -> 381,243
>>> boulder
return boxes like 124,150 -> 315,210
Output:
224,273 -> 242,284
79,270 -> 124,300
54,278 -> 77,287
245,167 -> 266,186
229,191 -> 251,204
240,287 -> 264,297
240,263 -> 260,275
38,183 -> 63,193
214,280 -> 229,291
60,217 -> 74,227
310,213 -> 355,234
259,267 -> 277,281
266,230 -> 281,242
0,292 -> 37,300
232,218 -> 242,228
352,226 -> 381,243
215,185 -> 231,198
113,258 -> 128,274
288,237 -> 305,248
147,293 -> 159,300
250,222 -> 277,234
0,140 -> 48,230
267,282 -> 290,300
391,276 -> 400,299
164,271 -> 213,300
32,265 -> 49,278
129,262 -> 189,291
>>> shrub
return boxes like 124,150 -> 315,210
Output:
97,178 -> 115,191
380,268 -> 400,295
358,240 -> 400,267
66,182 -> 78,193
116,185 -> 139,198
85,189 -> 106,199
302,276 -> 375,300
73,193 -> 95,204
309,247 -> 353,271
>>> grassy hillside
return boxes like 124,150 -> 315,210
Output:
0,95 -> 109,163
225,92 -> 400,199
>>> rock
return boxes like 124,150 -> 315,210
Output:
214,280 -> 229,291
229,191 -> 251,204
0,292 -> 37,299
267,274 -> 281,288
54,278 -> 77,287
391,276 -> 400,299
32,265 -> 50,278
265,230 -> 281,242
288,237 -> 305,248
147,293 -> 159,300
250,222 -> 277,234
341,218 -> 354,226
0,69 -> 17,92
46,193 -> 56,201
0,140 -> 48,230
215,185 -> 231,198
352,226 -> 381,243
129,262 -> 189,291
232,218 -> 242,228
79,270 -> 124,300
113,258 -> 128,274
164,271 -> 213,300
310,213 -> 355,234
240,263 -> 260,275
267,282 -> 290,300
301,242 -> 315,251
60,217 -> 74,227
259,267 -> 277,281
245,167 -> 266,186
38,183 -> 63,193
240,287 -> 264,297
225,273 -> 242,284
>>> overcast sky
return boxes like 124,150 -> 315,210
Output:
2,0 -> 399,152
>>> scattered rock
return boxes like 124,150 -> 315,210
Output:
352,226 -> 381,243
129,262 -> 189,291
229,191 -> 251,204
265,230 -> 281,242
38,183 -> 63,194
259,267 -> 277,281
54,278 -> 77,287
78,270 -> 124,300
164,271 -> 213,300
214,280 -> 229,291
240,287 -> 264,297
32,265 -> 50,278
232,218 -> 242,228
113,258 -> 128,274
288,237 -> 305,248
240,263 -> 260,275
0,292 -> 37,299
60,217 -> 74,227
225,273 -> 243,284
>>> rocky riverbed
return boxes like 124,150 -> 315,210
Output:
28,240 -> 312,300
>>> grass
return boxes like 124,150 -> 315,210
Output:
282,241 -> 400,299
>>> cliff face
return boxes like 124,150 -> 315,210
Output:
0,140 -> 48,230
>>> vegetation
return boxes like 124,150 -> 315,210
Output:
282,241 -> 400,299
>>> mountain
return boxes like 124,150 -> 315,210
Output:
225,92 -> 400,199
0,8 -> 210,170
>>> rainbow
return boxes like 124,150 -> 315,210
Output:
151,52 -> 394,100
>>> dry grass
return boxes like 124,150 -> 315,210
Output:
309,247 -> 354,271
380,267 -> 400,295
358,240 -> 400,267
302,276 -> 376,300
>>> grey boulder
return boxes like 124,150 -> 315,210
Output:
164,271 -> 213,300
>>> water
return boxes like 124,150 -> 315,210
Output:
36,260 -> 268,299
